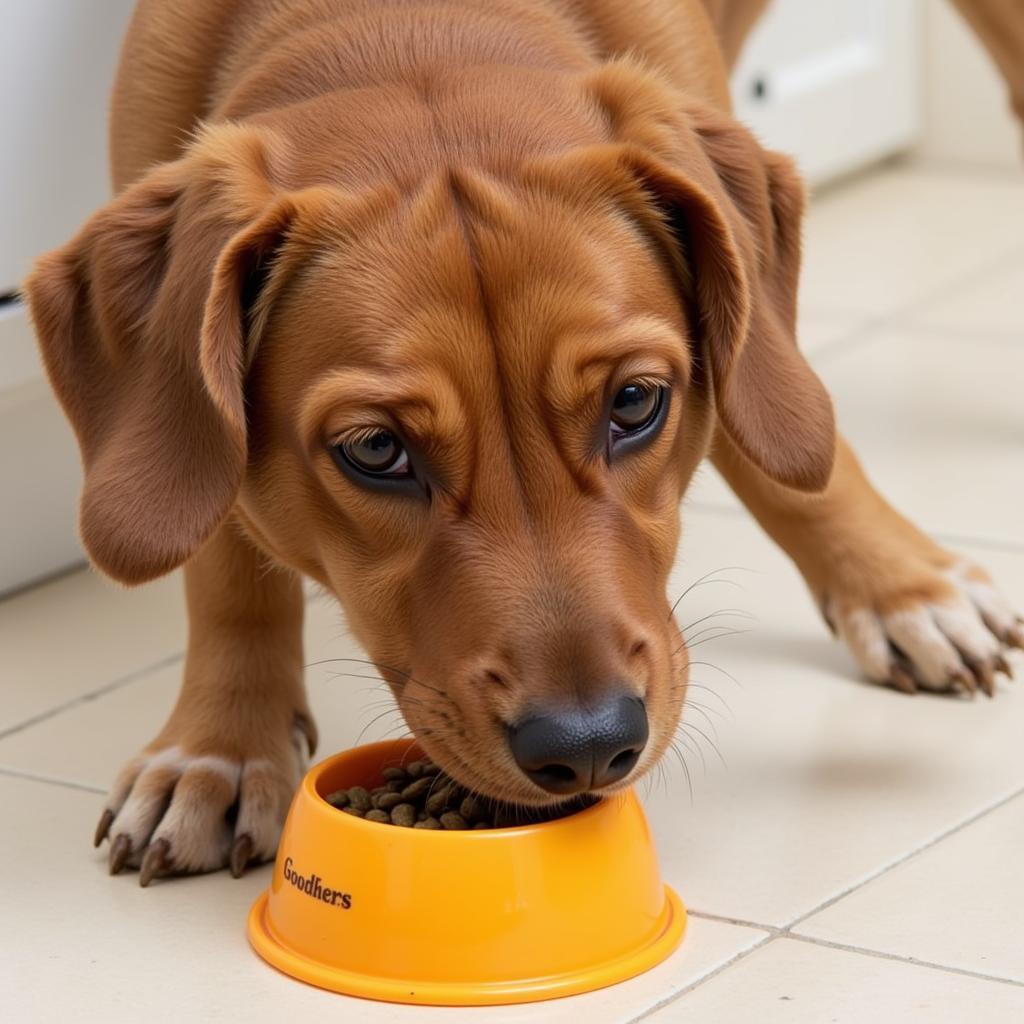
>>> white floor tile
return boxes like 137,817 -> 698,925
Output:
0,568 -> 185,735
905,254 -> 1024,338
818,328 -> 1024,547
0,594 -> 371,790
796,792 -> 1024,983
800,166 -> 1024,319
641,511 -> 1024,926
645,938 -> 1024,1023
0,774 -> 762,1024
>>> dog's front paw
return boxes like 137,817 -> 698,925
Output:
824,558 -> 1021,697
94,719 -> 311,886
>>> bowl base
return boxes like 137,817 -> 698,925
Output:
247,886 -> 686,1006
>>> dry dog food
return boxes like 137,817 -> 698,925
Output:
325,760 -> 592,830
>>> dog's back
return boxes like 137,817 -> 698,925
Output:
110,0 -> 729,188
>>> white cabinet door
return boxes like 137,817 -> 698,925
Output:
732,0 -> 922,185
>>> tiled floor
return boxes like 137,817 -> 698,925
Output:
2,159 -> 1023,1022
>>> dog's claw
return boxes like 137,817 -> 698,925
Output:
973,662 -> 996,698
139,838 -> 170,888
109,834 -> 131,875
230,834 -> 254,879
995,654 -> 1014,680
890,666 -> 918,694
1005,625 -> 1023,651
94,809 -> 114,848
950,667 -> 978,697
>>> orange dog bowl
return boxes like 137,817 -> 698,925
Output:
247,738 -> 685,1005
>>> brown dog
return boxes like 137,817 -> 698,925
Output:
24,0 -> 1023,886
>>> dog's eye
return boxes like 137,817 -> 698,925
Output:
610,383 -> 663,435
333,429 -> 411,477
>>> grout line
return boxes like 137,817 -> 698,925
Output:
807,241 -> 1024,366
626,932 -> 777,1024
783,932 -> 1024,990
931,532 -> 1024,557
637,789 -> 1024,1016
685,909 -> 782,933
685,501 -> 1024,557
0,765 -> 105,795
785,785 -> 1024,930
687,909 -> 1024,991
0,558 -> 89,602
0,582 -> 337,743
905,159 -> 1024,186
0,650 -> 186,742
804,315 -> 892,363
893,322 -> 1023,345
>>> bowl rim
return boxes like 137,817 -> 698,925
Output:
305,737 -> 620,838
248,884 -> 686,1006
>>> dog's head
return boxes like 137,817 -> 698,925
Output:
25,61 -> 833,805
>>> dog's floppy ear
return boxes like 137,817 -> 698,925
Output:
23,126 -> 307,583
586,65 -> 835,492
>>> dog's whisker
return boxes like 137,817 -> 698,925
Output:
683,699 -> 722,739
678,607 -> 757,637
683,690 -> 733,723
680,720 -> 728,770
667,740 -> 694,804
666,565 -> 757,621
682,659 -> 745,689
307,657 -> 451,699
355,706 -> 410,745
681,623 -> 753,647
675,726 -> 707,779
683,682 -> 735,711
674,626 -> 753,655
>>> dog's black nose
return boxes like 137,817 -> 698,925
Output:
508,694 -> 648,795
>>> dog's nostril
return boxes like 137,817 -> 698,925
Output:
527,763 -> 579,789
609,748 -> 640,773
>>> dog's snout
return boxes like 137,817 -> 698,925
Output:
507,693 -> 648,795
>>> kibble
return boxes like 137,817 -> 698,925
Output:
347,786 -> 372,812
400,777 -> 433,801
324,761 -> 594,829
425,787 -> 452,817
459,796 -> 486,823
390,803 -> 417,827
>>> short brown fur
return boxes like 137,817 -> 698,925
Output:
24,0 -> 1023,881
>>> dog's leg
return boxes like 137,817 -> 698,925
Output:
96,521 -> 314,884
712,431 -> 1021,694
949,0 -> 1024,134
701,0 -> 773,68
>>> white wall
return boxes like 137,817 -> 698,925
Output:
0,1 -> 135,594
917,0 -> 1021,171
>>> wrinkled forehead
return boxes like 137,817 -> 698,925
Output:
285,175 -> 688,394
